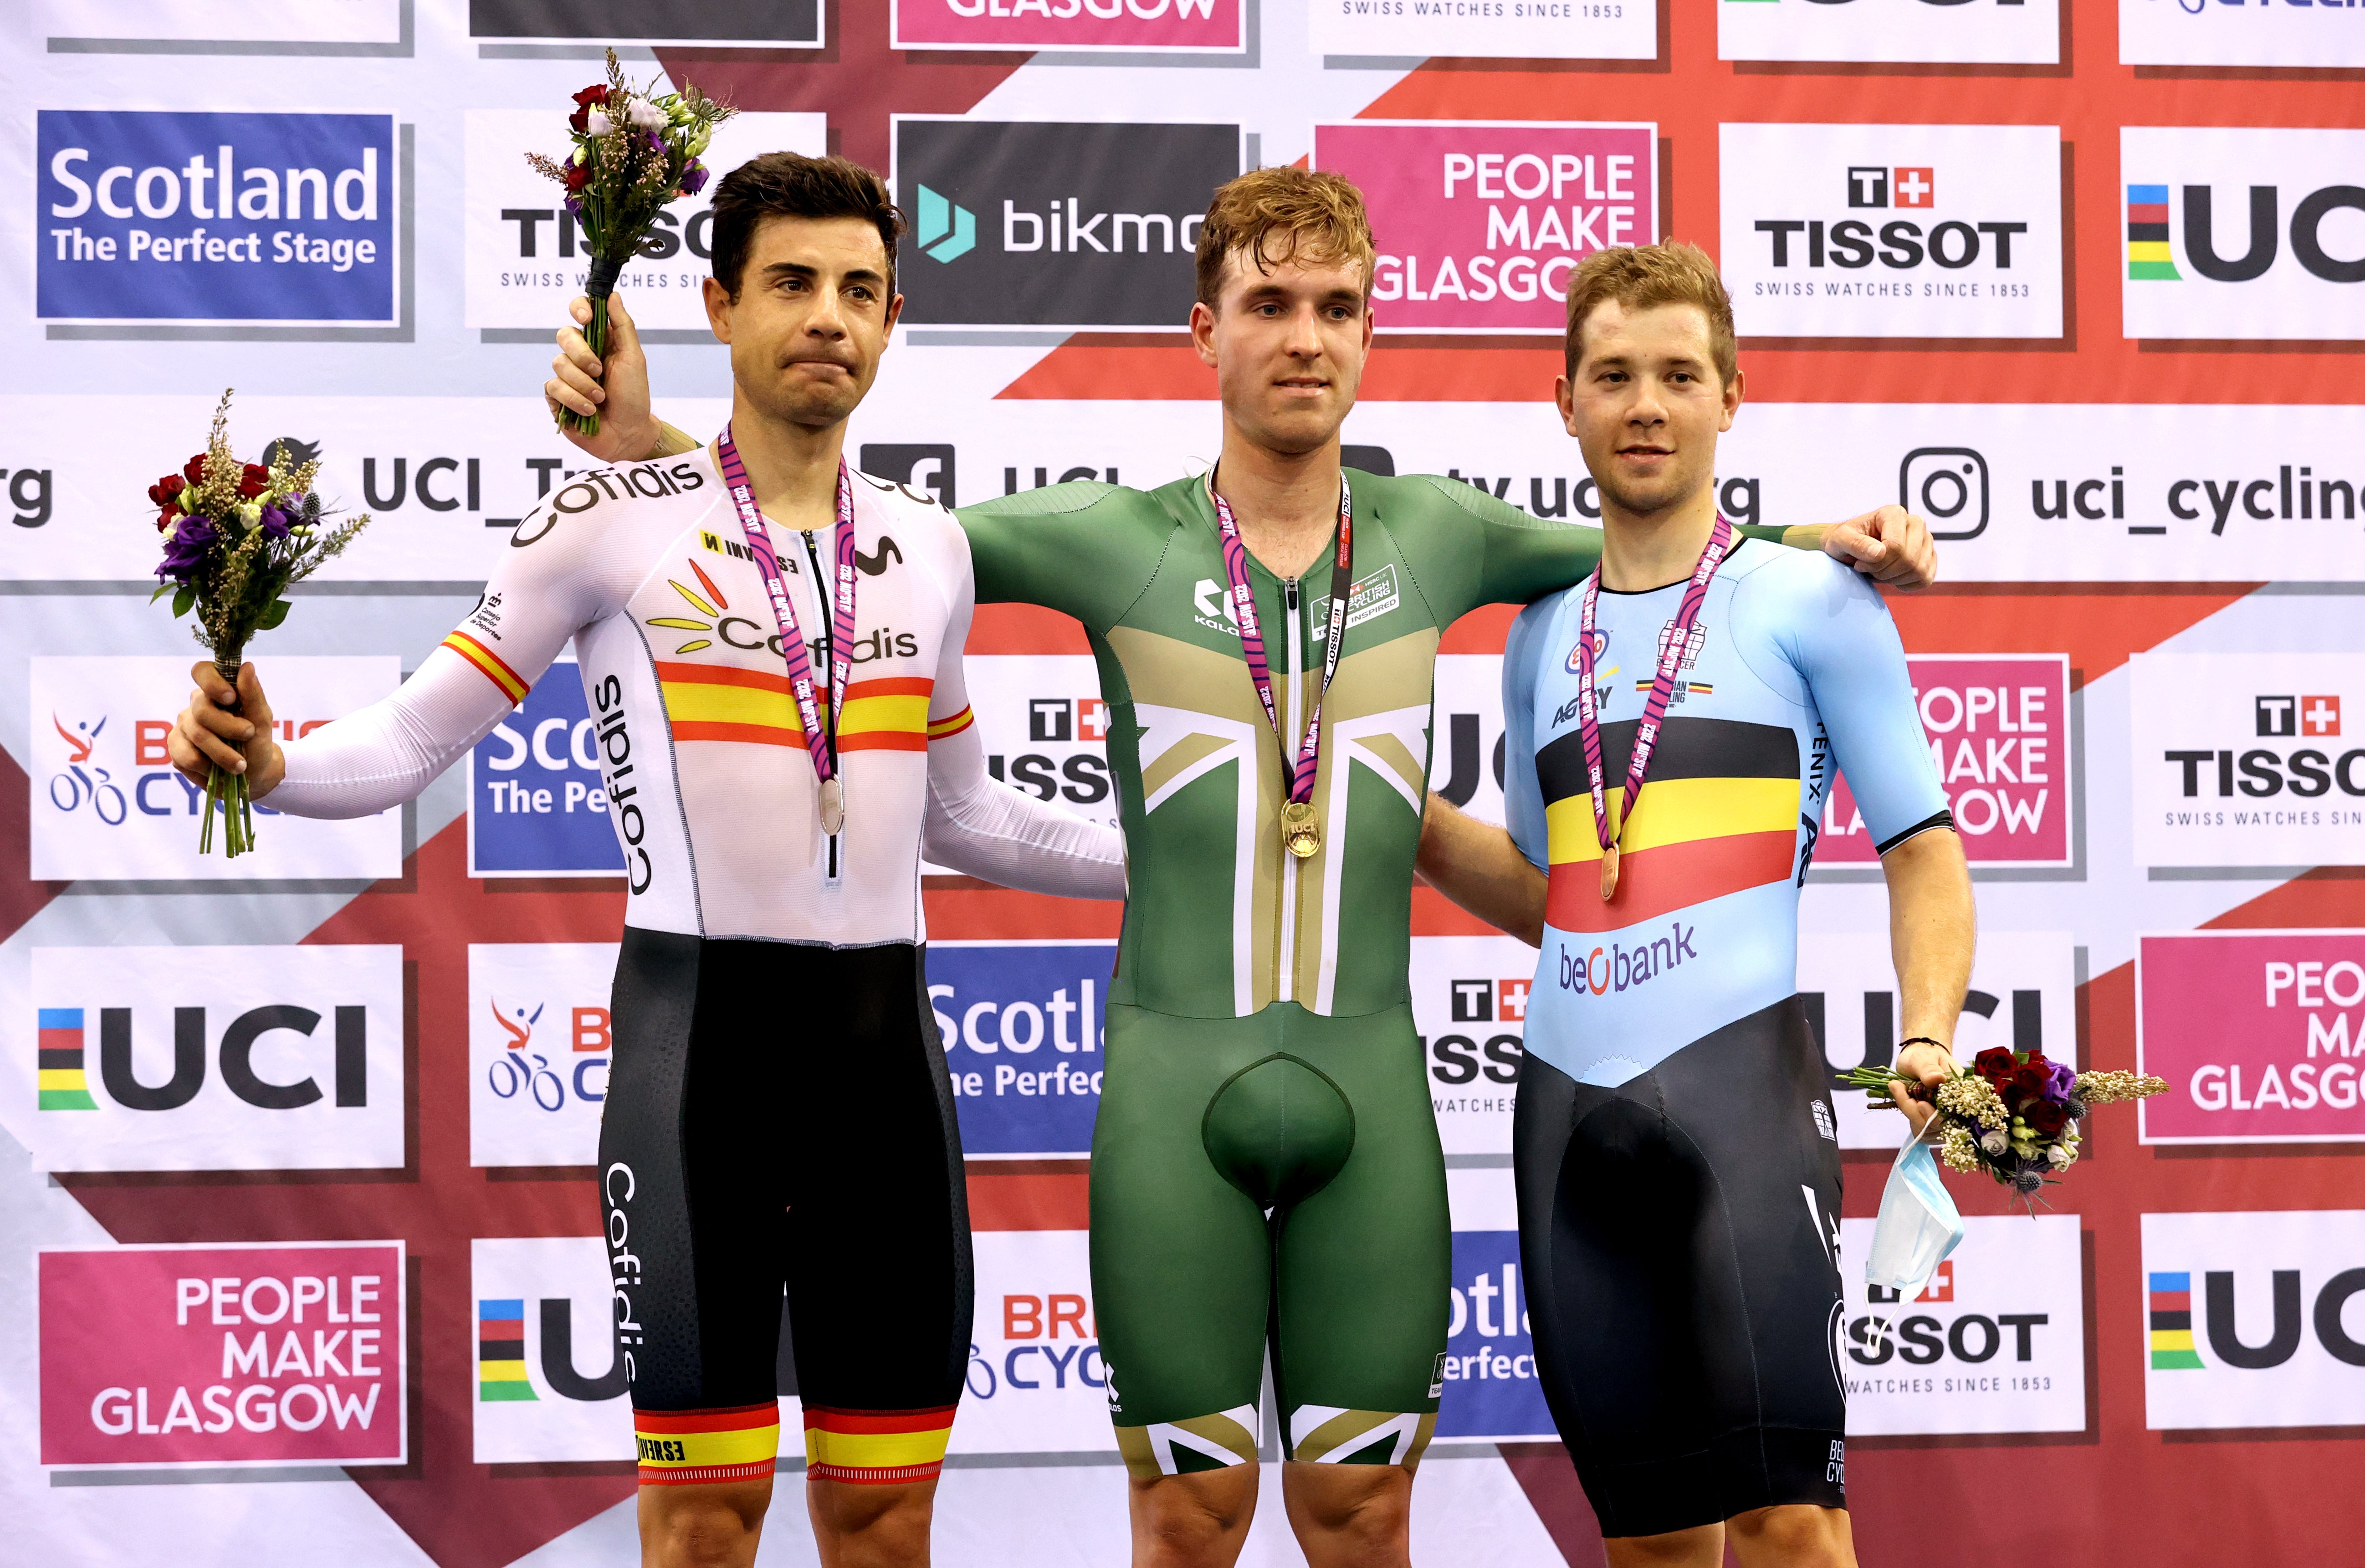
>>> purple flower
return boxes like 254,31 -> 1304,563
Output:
679,158 -> 709,196
563,194 -> 584,216
259,503 -> 292,540
155,514 -> 216,582
2045,1059 -> 2077,1102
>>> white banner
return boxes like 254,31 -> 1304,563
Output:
2129,654 -> 2365,870
1411,934 -> 1535,1158
1309,0 -> 1654,63
17,945 -> 404,1173
954,1230 -> 1114,1455
468,944 -> 619,1168
2141,1209 -> 2365,1430
2119,0 -> 2365,71
1719,123 -> 2063,341
1840,1214 -> 2085,1435
1719,0 -> 2061,64
29,656 -> 403,880
469,1236 -> 634,1463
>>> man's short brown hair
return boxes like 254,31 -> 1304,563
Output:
709,152 -> 904,301
1562,241 -> 1738,386
1194,167 -> 1378,308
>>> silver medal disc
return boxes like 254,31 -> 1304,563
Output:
819,776 -> 846,836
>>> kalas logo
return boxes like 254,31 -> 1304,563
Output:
2126,181 -> 2365,285
1756,164 -> 2028,272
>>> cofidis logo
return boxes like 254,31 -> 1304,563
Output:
2121,128 -> 2365,342
2141,1210 -> 2365,1430
39,112 -> 397,327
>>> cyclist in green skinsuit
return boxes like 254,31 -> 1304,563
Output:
550,166 -> 1936,1567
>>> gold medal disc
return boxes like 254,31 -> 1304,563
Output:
1281,800 -> 1321,859
1599,842 -> 1620,902
819,777 -> 847,836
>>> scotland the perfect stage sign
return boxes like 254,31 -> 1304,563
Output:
38,111 -> 397,326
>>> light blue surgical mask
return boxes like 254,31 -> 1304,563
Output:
1865,1124 -> 1964,1297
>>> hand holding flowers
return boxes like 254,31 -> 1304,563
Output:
1844,1045 -> 2166,1205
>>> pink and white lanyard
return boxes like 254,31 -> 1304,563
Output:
1574,514 -> 1735,901
1210,475 -> 1355,810
714,423 -> 859,866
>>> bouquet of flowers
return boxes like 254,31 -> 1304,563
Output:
1844,1048 -> 2166,1204
527,49 -> 735,438
148,390 -> 368,857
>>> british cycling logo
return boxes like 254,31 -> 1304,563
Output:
485,994 -> 611,1115
39,111 -> 397,326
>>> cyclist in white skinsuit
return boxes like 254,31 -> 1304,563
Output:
167,153 -> 1123,1568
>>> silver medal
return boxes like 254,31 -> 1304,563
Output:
819,776 -> 846,836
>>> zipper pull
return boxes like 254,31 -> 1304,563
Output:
1285,577 -> 1299,613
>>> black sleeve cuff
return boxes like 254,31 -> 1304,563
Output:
1875,810 -> 1957,856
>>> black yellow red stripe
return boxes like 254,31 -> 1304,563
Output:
803,1404 -> 957,1485
634,1403 -> 780,1486
926,705 -> 975,741
441,630 -> 529,704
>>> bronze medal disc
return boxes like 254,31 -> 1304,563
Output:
1599,842 -> 1620,902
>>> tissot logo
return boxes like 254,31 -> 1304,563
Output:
1721,124 -> 2061,339
2121,128 -> 2365,341
2131,654 -> 2365,868
892,119 -> 1240,329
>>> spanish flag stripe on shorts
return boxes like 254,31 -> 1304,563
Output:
803,1405 -> 956,1485
634,1403 -> 781,1486
441,630 -> 529,704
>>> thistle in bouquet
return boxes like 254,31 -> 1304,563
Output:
1843,1047 -> 2165,1207
528,49 -> 735,438
147,390 -> 368,857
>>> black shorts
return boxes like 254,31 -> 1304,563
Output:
1514,994 -> 1847,1537
598,928 -> 971,1487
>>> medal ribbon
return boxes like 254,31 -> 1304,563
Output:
714,423 -> 858,802
1575,514 -> 1736,876
1210,474 -> 1355,806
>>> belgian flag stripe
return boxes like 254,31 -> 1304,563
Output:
1537,717 -> 1800,799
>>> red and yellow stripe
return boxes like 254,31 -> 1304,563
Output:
655,664 -> 935,753
803,1404 -> 957,1486
1544,776 -> 1797,934
634,1403 -> 780,1486
927,705 -> 975,742
441,630 -> 529,705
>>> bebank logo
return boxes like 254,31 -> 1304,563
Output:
23,945 -> 403,1174
1314,121 -> 1656,333
1840,1215 -> 2084,1435
1718,0 -> 2060,65
1434,1231 -> 1554,1440
470,1237 -> 632,1463
2121,0 -> 2365,69
2130,653 -> 2365,869
1820,655 -> 2070,868
468,660 -> 625,879
465,109 -> 826,333
1720,123 -> 2062,341
470,943 -> 619,1168
2137,932 -> 2365,1145
891,0 -> 1243,52
2121,128 -> 2365,342
893,119 -> 1239,330
38,111 -> 396,327
2142,1210 -> 2365,1430
39,1241 -> 405,1468
31,656 -> 400,882
928,942 -> 1114,1158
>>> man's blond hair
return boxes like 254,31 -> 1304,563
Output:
1194,167 -> 1378,308
1562,241 -> 1738,387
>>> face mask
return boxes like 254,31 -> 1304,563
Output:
1864,1124 -> 1965,1297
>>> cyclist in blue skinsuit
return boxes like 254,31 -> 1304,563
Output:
1425,242 -> 1975,1568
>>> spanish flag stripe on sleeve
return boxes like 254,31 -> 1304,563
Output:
441,631 -> 529,704
927,707 -> 975,740
652,660 -> 793,694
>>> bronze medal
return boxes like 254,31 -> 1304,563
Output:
1281,800 -> 1321,859
819,776 -> 846,837
1599,841 -> 1619,902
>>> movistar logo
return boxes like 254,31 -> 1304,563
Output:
916,185 -> 975,264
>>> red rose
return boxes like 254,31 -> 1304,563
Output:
568,105 -> 589,134
572,85 -> 609,108
147,474 -> 186,506
237,462 -> 271,499
1974,1047 -> 2015,1081
155,504 -> 179,532
565,162 -> 591,192
2025,1099 -> 2069,1136
2009,1063 -> 2051,1105
182,452 -> 209,485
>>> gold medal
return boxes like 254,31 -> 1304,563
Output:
1599,841 -> 1619,902
1281,800 -> 1321,859
819,776 -> 846,836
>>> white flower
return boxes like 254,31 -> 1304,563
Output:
585,108 -> 612,138
1980,1129 -> 2009,1157
628,98 -> 665,131
2048,1142 -> 2075,1169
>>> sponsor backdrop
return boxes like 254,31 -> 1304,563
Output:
0,3 -> 2357,1566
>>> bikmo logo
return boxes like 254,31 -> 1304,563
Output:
484,995 -> 611,1112
914,186 -> 975,264
966,1292 -> 1106,1399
